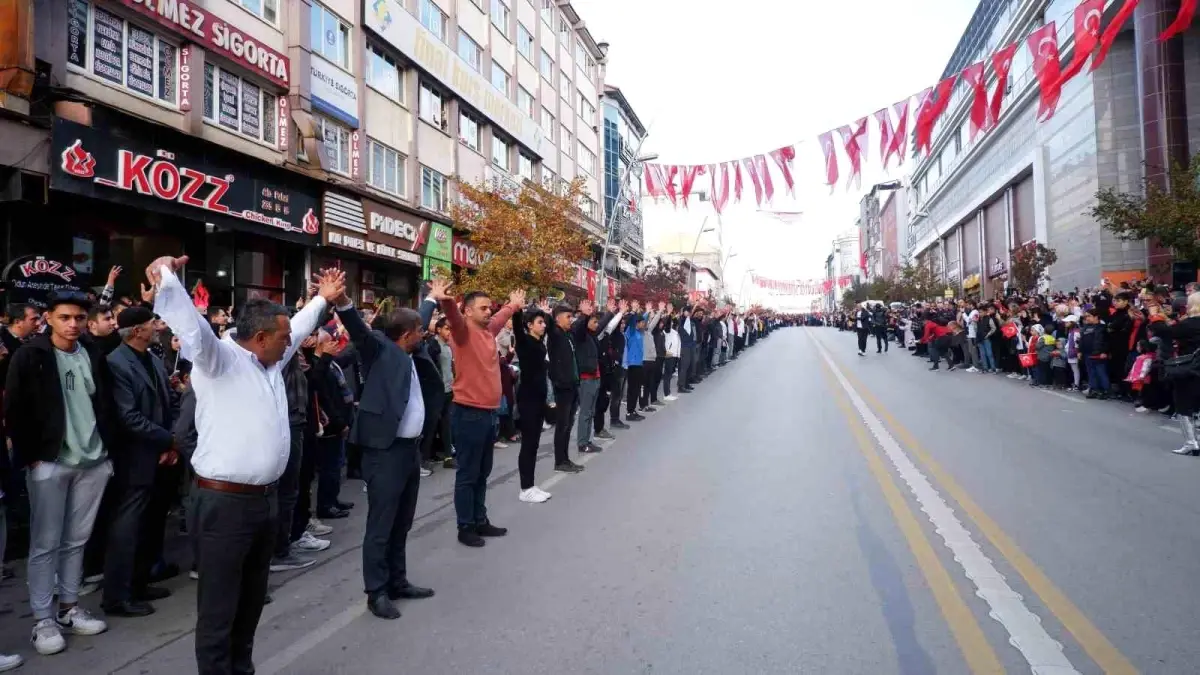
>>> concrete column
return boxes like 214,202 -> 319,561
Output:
1134,0 -> 1189,282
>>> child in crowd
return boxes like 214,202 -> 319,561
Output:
1063,315 -> 1081,390
1126,340 -> 1156,410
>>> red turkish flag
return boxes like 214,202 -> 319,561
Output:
837,117 -> 868,191
644,164 -> 664,199
989,43 -> 1018,128
709,163 -> 730,214
662,165 -> 679,206
915,78 -> 955,157
1057,0 -> 1104,87
874,108 -> 894,170
818,131 -> 839,191
679,165 -> 704,207
1027,22 -> 1063,121
768,146 -> 796,196
1161,0 -> 1198,40
1093,0 -> 1140,73
741,157 -> 767,206
961,61 -> 988,142
754,154 -> 775,204
888,98 -> 911,165
732,161 -> 744,203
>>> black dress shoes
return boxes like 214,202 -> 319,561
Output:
367,593 -> 401,620
457,526 -> 485,547
133,585 -> 172,601
476,521 -> 508,537
317,507 -> 350,519
388,583 -> 435,600
335,500 -> 354,510
102,600 -> 155,617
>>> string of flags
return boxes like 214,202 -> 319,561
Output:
819,0 -> 1187,191
641,144 -> 797,214
752,274 -> 856,296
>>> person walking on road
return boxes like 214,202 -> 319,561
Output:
149,254 -> 344,675
854,303 -> 872,356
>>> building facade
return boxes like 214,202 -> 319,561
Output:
600,84 -> 646,280
824,229 -> 861,311
906,0 -> 1200,296
858,183 -> 907,281
0,0 -> 610,309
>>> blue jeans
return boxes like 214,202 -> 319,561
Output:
1085,358 -> 1110,392
978,339 -> 996,371
450,404 -> 497,528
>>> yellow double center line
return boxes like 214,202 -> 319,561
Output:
815,332 -> 1138,675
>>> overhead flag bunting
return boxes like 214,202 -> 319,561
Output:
637,0 -> 1197,211
751,274 -> 856,295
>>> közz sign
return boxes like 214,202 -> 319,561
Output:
51,119 -> 320,244
1,256 -> 82,309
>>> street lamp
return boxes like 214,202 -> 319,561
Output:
596,145 -> 658,305
737,267 -> 756,307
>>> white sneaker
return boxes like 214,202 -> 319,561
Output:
189,569 -> 200,580
966,367 -> 979,373
0,653 -> 22,671
1135,406 -> 1149,413
519,487 -> 549,503
32,619 -> 64,655
307,518 -> 333,536
292,531 -> 331,553
83,573 -> 104,584
542,422 -> 552,431
533,486 -> 552,500
419,467 -> 432,477
664,395 -> 678,401
56,606 -> 107,636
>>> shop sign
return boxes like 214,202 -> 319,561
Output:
51,118 -> 320,245
425,222 -> 452,261
179,44 -> 193,111
452,235 -> 493,268
350,131 -> 362,180
1,256 -> 83,309
325,225 -> 420,266
321,193 -> 424,268
311,55 -> 359,128
364,0 -> 544,155
363,199 -> 428,252
115,0 -> 289,88
422,257 -> 451,281
277,96 -> 289,151
989,256 -> 1006,278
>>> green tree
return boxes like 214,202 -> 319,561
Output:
1008,242 -> 1058,293
1092,157 -> 1200,277
840,279 -> 868,311
895,261 -> 939,302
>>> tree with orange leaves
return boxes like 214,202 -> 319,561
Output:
449,176 -> 594,299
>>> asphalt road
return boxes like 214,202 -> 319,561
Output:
4,326 -> 1198,674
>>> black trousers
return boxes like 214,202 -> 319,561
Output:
553,386 -> 578,464
275,424 -> 304,558
517,396 -> 544,488
626,365 -> 645,415
361,439 -> 421,596
609,366 -> 626,421
662,357 -> 678,396
641,359 -> 661,407
191,485 -> 276,675
594,378 -> 609,433
102,482 -> 151,605
292,426 -> 318,543
678,345 -> 694,389
874,326 -> 888,352
422,395 -> 453,461
856,328 -> 869,352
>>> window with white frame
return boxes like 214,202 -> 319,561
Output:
517,23 -> 534,61
490,0 -> 509,34
581,195 -> 598,220
490,61 -> 509,96
540,0 -> 553,26
317,114 -> 351,175
202,63 -> 278,145
539,49 -> 554,81
578,142 -> 596,174
559,69 -> 571,103
578,94 -> 595,122
458,30 -> 482,72
491,135 -> 510,171
575,40 -> 587,66
518,152 -> 534,181
544,168 -> 556,190
365,43 -> 402,102
540,107 -> 554,141
419,0 -> 447,42
419,82 -> 447,129
67,0 -> 180,106
560,124 -> 572,154
459,111 -> 481,151
517,87 -> 534,117
233,0 -> 278,24
310,4 -> 350,70
421,166 -> 447,211
558,15 -> 570,39
367,139 -> 405,196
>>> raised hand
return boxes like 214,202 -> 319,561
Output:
618,298 -> 629,313
107,265 -> 122,287
578,299 -> 594,315
315,268 -> 347,303
537,297 -> 552,313
606,297 -> 618,313
145,255 -> 189,287
631,299 -> 641,313
667,302 -> 675,315
509,288 -> 527,308
140,283 -> 156,304
428,278 -> 454,301
657,300 -> 666,312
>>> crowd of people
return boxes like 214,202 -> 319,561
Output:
826,280 -> 1200,457
0,259 -> 780,673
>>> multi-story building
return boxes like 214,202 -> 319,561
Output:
859,182 -> 906,281
824,229 -> 861,311
0,0 -> 609,309
600,84 -> 646,281
905,0 -> 1200,296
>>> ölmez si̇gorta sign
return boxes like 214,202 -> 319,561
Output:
50,117 -> 321,246
1,256 -> 83,309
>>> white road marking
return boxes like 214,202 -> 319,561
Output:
810,335 -> 1081,674
539,448 -> 599,491
257,603 -> 365,675
1038,389 -> 1080,404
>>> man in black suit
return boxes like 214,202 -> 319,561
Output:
334,293 -> 437,620
102,306 -> 177,617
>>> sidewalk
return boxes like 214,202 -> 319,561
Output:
0,395 -> 694,674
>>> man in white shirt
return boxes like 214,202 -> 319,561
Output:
147,254 -> 344,675
964,305 -> 982,373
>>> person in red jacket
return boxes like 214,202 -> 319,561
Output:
921,315 -> 953,371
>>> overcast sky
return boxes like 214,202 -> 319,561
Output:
571,0 -> 979,306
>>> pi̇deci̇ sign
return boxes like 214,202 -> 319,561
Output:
50,118 -> 321,245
